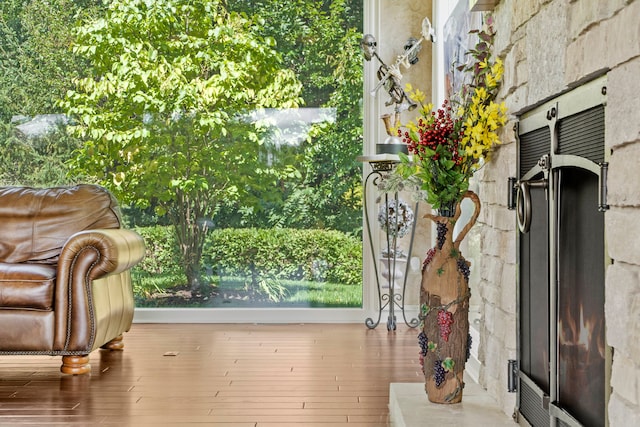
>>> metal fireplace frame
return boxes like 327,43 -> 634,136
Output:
512,75 -> 611,427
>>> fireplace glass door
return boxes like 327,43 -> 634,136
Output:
557,167 -> 606,426
516,76 -> 609,427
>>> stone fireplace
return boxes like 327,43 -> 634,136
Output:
466,1 -> 640,425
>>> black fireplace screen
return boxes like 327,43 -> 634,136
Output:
517,93 -> 607,427
519,175 -> 550,393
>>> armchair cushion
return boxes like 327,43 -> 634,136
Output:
0,263 -> 55,311
0,185 -> 121,264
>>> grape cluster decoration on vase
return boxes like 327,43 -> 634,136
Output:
393,17 -> 508,404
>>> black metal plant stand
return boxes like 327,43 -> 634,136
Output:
359,155 -> 420,330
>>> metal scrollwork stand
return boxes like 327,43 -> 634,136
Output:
359,155 -> 420,330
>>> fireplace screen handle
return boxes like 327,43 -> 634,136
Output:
516,179 -> 548,233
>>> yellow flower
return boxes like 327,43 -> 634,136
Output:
485,115 -> 497,131
471,87 -> 488,106
411,89 -> 426,104
483,108 -> 498,130
486,72 -> 497,88
420,103 -> 433,117
404,83 -> 427,104
468,143 -> 484,159
491,58 -> 504,81
464,116 -> 475,130
469,123 -> 485,142
469,102 -> 479,117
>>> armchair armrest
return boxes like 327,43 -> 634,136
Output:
53,229 -> 145,351
58,229 -> 146,280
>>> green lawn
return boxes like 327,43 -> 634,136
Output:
132,273 -> 362,308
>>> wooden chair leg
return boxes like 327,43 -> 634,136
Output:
101,334 -> 125,351
60,355 -> 91,375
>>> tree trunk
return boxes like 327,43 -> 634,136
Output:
169,188 -> 211,293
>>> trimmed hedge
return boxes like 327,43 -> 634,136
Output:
134,225 -> 184,277
204,228 -> 362,286
134,226 -> 362,286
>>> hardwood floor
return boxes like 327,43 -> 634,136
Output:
0,323 -> 423,426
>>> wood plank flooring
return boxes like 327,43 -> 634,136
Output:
0,323 -> 423,426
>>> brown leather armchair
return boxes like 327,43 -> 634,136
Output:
0,184 -> 145,374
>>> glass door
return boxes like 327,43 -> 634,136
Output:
0,0 -> 368,323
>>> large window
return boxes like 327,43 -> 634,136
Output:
0,0 -> 365,321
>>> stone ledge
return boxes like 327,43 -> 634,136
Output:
389,379 -> 515,426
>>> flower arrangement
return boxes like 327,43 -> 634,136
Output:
395,19 -> 507,213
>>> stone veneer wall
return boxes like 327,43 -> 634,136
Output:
473,0 -> 640,424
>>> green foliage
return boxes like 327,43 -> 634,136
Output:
62,0 -> 303,290
205,227 -> 362,286
134,225 -> 362,287
3,0 -> 365,234
255,276 -> 289,303
2,0 -> 365,302
0,0 -> 102,120
0,122 -> 82,186
134,226 -> 185,278
290,23 -> 364,233
228,0 -> 362,107
0,0 -> 103,186
63,0 -> 303,205
224,0 -> 364,233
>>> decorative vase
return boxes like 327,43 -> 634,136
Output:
418,191 -> 480,404
379,255 -> 407,291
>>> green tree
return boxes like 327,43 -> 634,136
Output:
228,0 -> 362,107
293,25 -> 364,233
0,0 -> 102,120
227,0 -> 364,232
62,0 -> 302,291
0,0 -> 103,186
0,122 -> 83,187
